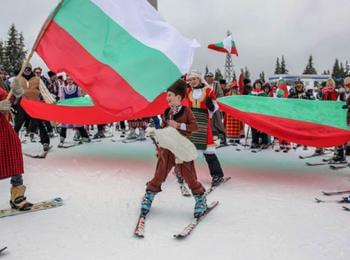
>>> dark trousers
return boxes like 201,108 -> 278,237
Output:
14,104 -> 49,145
204,153 -> 224,178
251,128 -> 268,145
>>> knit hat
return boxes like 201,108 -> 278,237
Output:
48,71 -> 56,78
167,79 -> 187,99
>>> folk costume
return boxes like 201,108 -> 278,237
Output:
140,80 -> 207,219
185,71 -> 225,186
0,79 -> 33,210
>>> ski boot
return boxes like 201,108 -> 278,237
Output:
313,148 -> 325,156
73,131 -> 82,141
93,131 -> 105,139
140,191 -> 156,217
126,128 -> 137,140
43,143 -> 50,152
329,147 -> 347,164
10,185 -> 33,211
57,136 -> 65,148
339,196 -> 350,203
193,194 -> 208,218
136,128 -> 146,141
211,176 -> 224,187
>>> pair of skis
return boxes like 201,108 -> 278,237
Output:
135,176 -> 230,238
315,190 -> 350,211
134,201 -> 219,239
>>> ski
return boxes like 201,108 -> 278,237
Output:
122,139 -> 146,144
205,177 -> 231,196
23,145 -> 53,159
0,197 -> 63,218
173,201 -> 219,239
314,197 -> 350,204
306,162 -> 330,166
322,190 -> 350,196
0,247 -> 7,254
58,143 -> 81,149
134,215 -> 146,238
330,164 -> 349,170
342,206 -> 350,211
251,148 -> 263,153
299,153 -> 330,160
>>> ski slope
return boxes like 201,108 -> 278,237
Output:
1,132 -> 350,260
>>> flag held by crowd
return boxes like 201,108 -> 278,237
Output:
218,95 -> 350,147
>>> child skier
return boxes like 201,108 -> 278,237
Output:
139,79 -> 207,219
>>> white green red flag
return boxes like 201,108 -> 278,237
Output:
218,95 -> 350,147
208,35 -> 238,55
35,0 -> 196,116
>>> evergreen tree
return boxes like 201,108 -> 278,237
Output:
280,55 -> 288,74
3,24 -> 27,76
340,62 -> 346,78
244,67 -> 250,80
332,58 -> 342,78
0,40 -> 3,66
303,55 -> 317,74
259,71 -> 265,83
274,57 -> 281,74
345,60 -> 350,76
214,68 -> 223,81
204,65 -> 209,76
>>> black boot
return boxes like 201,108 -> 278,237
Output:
204,153 -> 224,186
330,146 -> 346,163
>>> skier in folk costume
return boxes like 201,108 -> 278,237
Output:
13,63 -> 55,151
58,76 -> 90,147
0,78 -> 33,210
184,71 -> 225,186
140,79 -> 207,218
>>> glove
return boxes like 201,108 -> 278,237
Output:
206,97 -> 215,112
11,78 -> 24,97
0,100 -> 11,112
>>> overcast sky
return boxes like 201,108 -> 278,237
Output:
0,0 -> 349,79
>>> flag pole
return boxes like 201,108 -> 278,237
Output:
6,0 -> 64,101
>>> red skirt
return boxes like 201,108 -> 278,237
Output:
224,114 -> 241,138
0,115 -> 24,179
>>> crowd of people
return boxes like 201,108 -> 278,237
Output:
1,61 -> 350,214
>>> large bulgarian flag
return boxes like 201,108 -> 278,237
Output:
218,95 -> 350,147
32,0 -> 196,117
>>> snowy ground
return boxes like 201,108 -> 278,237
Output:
1,130 -> 350,260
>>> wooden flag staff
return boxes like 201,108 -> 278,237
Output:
6,0 -> 64,101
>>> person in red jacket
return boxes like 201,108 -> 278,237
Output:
322,78 -> 338,101
0,78 -> 33,210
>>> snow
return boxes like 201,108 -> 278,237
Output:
1,131 -> 350,260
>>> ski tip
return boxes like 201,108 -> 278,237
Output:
53,197 -> 64,203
